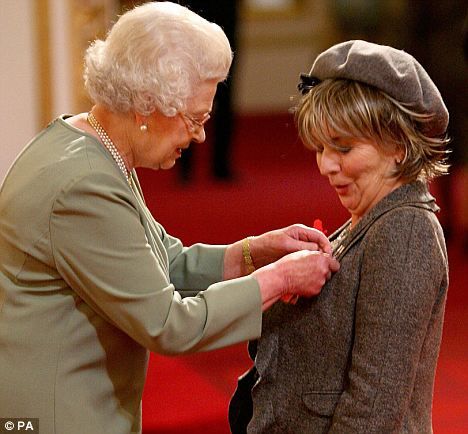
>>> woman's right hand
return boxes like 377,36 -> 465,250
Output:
252,250 -> 340,311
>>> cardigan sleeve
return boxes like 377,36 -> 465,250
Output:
329,207 -> 447,432
50,172 -> 262,355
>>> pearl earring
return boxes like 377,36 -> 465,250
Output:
140,124 -> 148,132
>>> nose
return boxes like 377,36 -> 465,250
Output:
317,148 -> 340,176
191,128 -> 206,144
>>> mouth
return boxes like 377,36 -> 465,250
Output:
176,144 -> 190,156
332,183 -> 349,195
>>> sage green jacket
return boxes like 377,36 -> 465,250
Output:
0,117 -> 262,433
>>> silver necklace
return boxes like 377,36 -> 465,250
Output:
87,112 -> 131,186
331,222 -> 352,256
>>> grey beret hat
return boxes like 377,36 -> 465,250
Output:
303,40 -> 449,137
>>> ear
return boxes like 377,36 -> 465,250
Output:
134,112 -> 151,132
134,112 -> 147,126
397,152 -> 405,164
393,146 -> 405,164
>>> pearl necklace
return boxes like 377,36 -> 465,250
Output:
87,112 -> 132,186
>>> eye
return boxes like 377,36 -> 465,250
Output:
330,141 -> 351,154
336,146 -> 351,154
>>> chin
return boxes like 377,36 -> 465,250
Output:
160,160 -> 176,170
339,199 -> 354,213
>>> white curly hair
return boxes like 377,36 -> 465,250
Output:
84,1 -> 232,117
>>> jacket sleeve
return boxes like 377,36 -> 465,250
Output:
50,172 -> 262,355
157,223 -> 228,291
329,208 -> 447,432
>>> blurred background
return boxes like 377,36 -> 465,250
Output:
1,1 -> 467,432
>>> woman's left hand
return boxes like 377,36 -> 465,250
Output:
248,224 -> 332,269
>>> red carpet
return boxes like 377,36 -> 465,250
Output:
138,114 -> 468,433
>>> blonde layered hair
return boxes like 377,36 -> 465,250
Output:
295,79 -> 450,182
84,1 -> 232,117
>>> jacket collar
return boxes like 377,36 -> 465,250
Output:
330,181 -> 438,260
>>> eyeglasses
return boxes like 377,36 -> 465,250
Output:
181,112 -> 211,133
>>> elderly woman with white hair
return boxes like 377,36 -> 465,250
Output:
0,2 -> 339,433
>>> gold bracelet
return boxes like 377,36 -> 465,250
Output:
242,237 -> 256,274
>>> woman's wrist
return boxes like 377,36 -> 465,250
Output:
223,236 -> 259,280
252,264 -> 285,311
222,239 -> 246,280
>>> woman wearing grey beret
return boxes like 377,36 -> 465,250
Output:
230,40 -> 450,433
0,3 -> 340,433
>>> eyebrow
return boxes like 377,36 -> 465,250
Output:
330,135 -> 359,144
